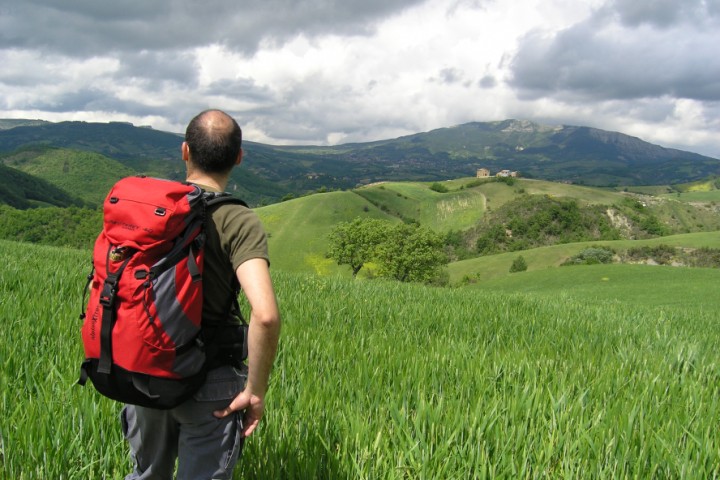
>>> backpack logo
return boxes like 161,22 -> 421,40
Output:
78,176 -> 247,409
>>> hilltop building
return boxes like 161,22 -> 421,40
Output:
476,168 -> 518,178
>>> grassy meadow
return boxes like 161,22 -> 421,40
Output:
2,239 -> 720,478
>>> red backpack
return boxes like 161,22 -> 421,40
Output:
78,176 -> 247,409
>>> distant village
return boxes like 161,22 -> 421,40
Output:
476,168 -> 518,178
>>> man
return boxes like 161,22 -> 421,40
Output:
121,109 -> 281,479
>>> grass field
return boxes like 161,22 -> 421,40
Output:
471,263 -> 720,309
2,239 -> 720,478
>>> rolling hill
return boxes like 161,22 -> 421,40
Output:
0,161 -> 84,208
1,118 -> 719,207
2,168 -> 720,287
251,177 -> 720,277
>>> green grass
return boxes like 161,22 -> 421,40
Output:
516,179 -> 623,205
662,190 -> 720,203
470,263 -> 720,309
2,239 -> 720,478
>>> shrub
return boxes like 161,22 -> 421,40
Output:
509,255 -> 528,273
626,245 -> 676,265
429,182 -> 449,193
562,247 -> 615,266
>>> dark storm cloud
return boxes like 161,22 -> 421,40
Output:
610,0 -> 719,28
509,0 -> 720,102
114,51 -> 199,87
20,87 -> 123,113
203,78 -> 275,104
0,0 -> 427,56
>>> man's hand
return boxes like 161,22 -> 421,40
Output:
213,389 -> 265,437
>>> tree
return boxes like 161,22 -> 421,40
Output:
375,223 -> 448,283
327,218 -> 390,276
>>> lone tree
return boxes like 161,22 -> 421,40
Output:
375,223 -> 448,283
327,218 -> 390,276
328,218 -> 448,284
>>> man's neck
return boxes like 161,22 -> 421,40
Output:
185,173 -> 228,192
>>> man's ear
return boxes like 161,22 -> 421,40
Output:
235,148 -> 243,166
181,142 -> 190,162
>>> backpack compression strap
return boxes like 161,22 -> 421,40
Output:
98,247 -> 132,375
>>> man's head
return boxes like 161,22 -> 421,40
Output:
183,109 -> 242,174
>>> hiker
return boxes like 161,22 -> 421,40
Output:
120,109 -> 281,479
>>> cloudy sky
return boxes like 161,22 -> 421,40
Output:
1,0 -> 718,157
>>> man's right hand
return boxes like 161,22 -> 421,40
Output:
213,389 -> 265,437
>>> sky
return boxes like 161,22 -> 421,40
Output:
0,0 -> 718,157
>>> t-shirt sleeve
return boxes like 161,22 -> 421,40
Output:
215,204 -> 270,271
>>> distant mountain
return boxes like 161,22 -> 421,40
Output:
299,120 -> 719,186
0,119 -> 51,130
0,119 -> 718,206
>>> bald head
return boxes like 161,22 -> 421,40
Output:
184,109 -> 243,174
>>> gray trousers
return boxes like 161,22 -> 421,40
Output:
120,366 -> 247,480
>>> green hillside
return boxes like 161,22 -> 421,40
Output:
0,162 -> 84,209
354,180 -> 486,231
256,191 -> 399,274
2,147 -> 135,206
448,231 -> 720,284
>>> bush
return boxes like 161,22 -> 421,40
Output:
626,245 -> 676,265
689,247 -> 720,268
562,247 -> 615,266
509,255 -> 528,273
429,182 -> 449,193
497,176 -> 516,186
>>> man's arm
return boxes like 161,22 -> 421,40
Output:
213,257 -> 281,437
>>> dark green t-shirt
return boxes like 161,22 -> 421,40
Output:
201,196 -> 269,326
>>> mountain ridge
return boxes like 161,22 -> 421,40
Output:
1,118 -> 718,206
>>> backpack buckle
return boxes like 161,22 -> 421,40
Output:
99,277 -> 118,307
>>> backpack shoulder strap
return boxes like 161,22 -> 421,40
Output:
200,191 -> 249,324
203,192 -> 249,209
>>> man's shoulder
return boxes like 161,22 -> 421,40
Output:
210,200 -> 264,235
